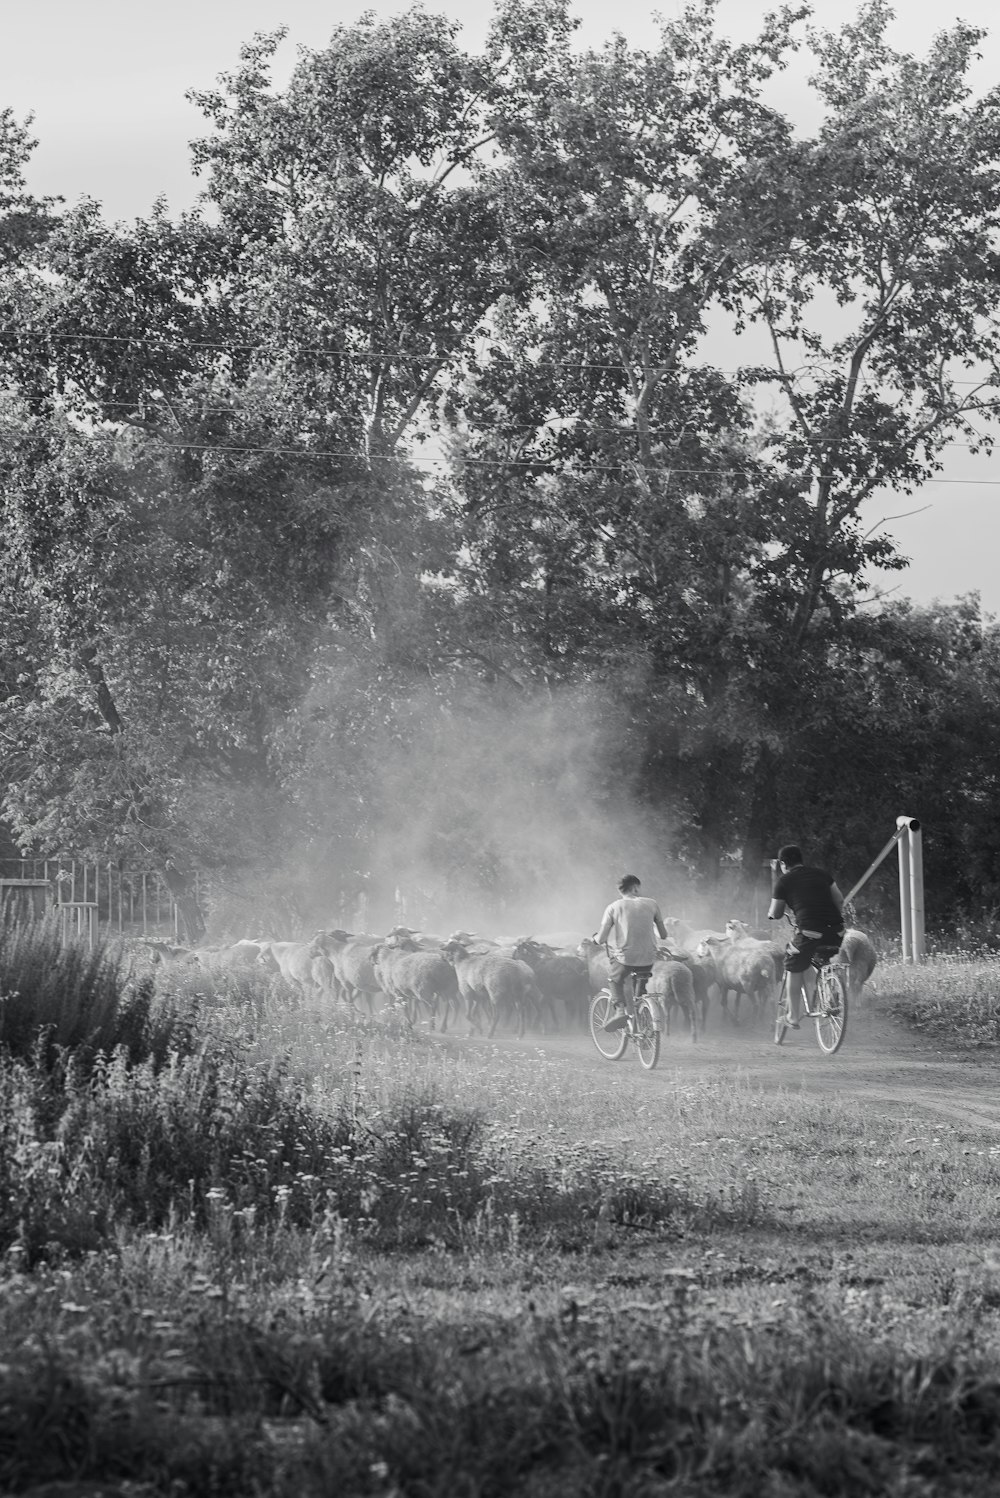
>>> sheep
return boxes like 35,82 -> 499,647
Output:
440,939 -> 541,1038
725,919 -> 877,1005
533,930 -> 588,952
314,930 -> 384,1013
577,936 -> 611,995
674,953 -> 715,1032
837,928 -> 878,1004
724,919 -> 784,981
647,958 -> 699,1042
188,938 -> 272,974
662,918 -> 727,951
310,952 -> 340,1001
256,939 -> 325,996
370,937 -> 461,1030
511,939 -> 590,1030
129,937 -> 193,966
697,933 -> 778,1025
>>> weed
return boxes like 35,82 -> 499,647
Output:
883,954 -> 1000,1045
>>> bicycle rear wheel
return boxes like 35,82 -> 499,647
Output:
814,967 -> 848,1054
634,999 -> 661,1070
589,990 -> 628,1060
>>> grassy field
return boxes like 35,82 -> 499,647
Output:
4,935 -> 1000,1494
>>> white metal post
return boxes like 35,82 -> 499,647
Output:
908,822 -> 925,961
897,823 -> 912,962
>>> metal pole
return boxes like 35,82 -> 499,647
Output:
909,824 -> 925,961
844,826 -> 907,905
898,827 -> 912,963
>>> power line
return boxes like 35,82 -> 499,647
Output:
105,438 -> 1000,483
2,327 -> 998,388
77,398 -> 1000,449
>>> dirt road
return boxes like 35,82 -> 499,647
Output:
478,1004 -> 1000,1132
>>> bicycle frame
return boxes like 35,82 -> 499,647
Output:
775,948 -> 849,1054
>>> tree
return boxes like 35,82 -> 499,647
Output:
4,1 -> 1000,931
0,108 -> 55,266
717,1 -> 1000,875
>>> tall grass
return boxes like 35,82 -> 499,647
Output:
6,931 -> 1000,1492
0,916 -> 199,1071
3,1240 -> 1000,1496
0,940 -> 767,1267
882,952 -> 1000,1044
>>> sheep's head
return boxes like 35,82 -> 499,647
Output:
725,919 -> 750,939
385,927 -> 420,950
316,928 -> 353,951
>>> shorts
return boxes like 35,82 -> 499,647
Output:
608,959 -> 653,1002
784,929 -> 844,974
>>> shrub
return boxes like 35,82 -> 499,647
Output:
884,954 -> 1000,1045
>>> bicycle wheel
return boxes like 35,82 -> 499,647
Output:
589,990 -> 628,1060
634,999 -> 661,1070
774,975 -> 789,1045
814,966 -> 848,1055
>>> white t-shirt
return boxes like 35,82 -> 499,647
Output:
596,895 -> 667,966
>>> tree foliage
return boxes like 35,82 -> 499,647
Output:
2,0 -> 1000,933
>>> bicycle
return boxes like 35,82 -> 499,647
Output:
589,973 -> 662,1071
774,945 -> 849,1054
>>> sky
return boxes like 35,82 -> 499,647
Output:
4,0 -> 1000,613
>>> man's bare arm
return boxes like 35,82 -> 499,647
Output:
767,898 -> 786,920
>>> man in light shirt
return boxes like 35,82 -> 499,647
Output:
595,874 -> 669,1031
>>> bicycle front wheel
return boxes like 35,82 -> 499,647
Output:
774,976 -> 789,1045
815,967 -> 848,1055
634,999 -> 661,1070
589,990 -> 628,1060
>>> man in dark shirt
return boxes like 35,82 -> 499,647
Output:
767,843 -> 846,1027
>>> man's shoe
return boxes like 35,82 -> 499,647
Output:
784,1013 -> 801,1030
602,1011 -> 629,1032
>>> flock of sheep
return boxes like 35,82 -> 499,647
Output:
137,917 -> 879,1040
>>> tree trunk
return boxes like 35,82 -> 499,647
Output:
738,743 -> 781,906
160,862 -> 206,946
78,647 -> 207,945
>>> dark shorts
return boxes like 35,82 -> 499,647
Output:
784,930 -> 844,974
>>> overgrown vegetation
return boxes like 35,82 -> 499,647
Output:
5,934 -> 1000,1492
885,952 -> 1000,1047
0,912 -> 199,1071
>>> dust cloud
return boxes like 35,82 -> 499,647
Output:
316,683 -> 713,941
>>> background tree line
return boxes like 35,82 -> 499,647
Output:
2,0 -> 1000,940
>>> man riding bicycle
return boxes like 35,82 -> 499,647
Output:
767,843 -> 846,1027
595,874 -> 669,1032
